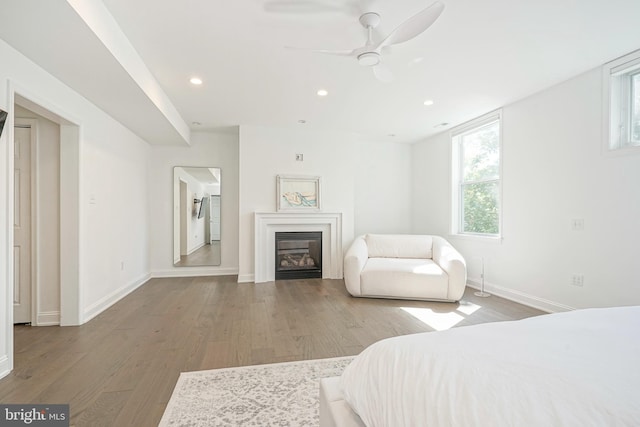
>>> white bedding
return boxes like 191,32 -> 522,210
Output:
340,306 -> 640,426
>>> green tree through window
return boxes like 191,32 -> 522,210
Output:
454,118 -> 501,236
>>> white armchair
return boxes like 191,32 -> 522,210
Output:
343,234 -> 466,302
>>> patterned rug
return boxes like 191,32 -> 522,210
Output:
159,356 -> 355,427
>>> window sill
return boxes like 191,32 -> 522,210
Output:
448,233 -> 503,244
603,144 -> 640,157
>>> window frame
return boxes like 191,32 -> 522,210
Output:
631,71 -> 640,145
450,110 -> 503,241
602,49 -> 640,155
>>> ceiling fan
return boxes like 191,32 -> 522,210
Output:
265,1 -> 445,82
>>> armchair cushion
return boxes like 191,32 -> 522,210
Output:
361,258 -> 448,300
365,234 -> 433,259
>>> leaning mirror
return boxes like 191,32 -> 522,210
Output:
173,167 -> 221,266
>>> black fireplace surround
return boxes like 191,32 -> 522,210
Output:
275,231 -> 322,280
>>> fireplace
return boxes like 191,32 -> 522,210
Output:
252,212 -> 342,283
275,231 -> 322,280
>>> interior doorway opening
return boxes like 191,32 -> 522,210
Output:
2,85 -> 82,377
13,104 -> 62,326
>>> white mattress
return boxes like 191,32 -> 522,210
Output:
320,377 -> 365,427
338,306 -> 640,426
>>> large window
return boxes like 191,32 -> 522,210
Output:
451,111 -> 501,237
604,50 -> 640,152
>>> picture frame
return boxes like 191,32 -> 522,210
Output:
276,175 -> 322,212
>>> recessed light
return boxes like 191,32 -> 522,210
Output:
190,77 -> 203,85
388,133 -> 396,137
192,121 -> 201,126
434,122 -> 449,128
423,99 -> 434,106
298,119 -> 307,124
317,89 -> 328,97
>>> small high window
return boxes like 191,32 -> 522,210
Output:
603,50 -> 640,153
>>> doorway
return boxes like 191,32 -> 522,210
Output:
2,86 -> 82,377
12,107 -> 62,326
12,122 -> 33,324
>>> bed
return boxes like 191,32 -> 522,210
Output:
320,306 -> 640,426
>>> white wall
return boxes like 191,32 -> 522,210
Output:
238,125 -> 355,282
81,122 -> 150,321
238,124 -> 413,282
411,132 -> 450,237
0,39 -> 152,377
354,140 -> 413,237
412,67 -> 640,311
149,129 -> 240,276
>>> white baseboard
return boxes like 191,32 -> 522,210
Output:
0,355 -> 10,380
237,273 -> 255,283
151,267 -> 238,278
467,278 -> 575,313
36,311 -> 60,326
83,273 -> 151,323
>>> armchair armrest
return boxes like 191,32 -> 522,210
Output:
343,236 -> 368,296
432,236 -> 467,301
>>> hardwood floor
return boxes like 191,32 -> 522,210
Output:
174,241 -> 221,267
0,276 -> 544,426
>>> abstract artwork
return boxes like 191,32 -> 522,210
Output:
276,175 -> 321,212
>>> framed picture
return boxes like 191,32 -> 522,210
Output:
277,175 -> 322,212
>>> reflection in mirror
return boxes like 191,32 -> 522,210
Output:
173,167 -> 221,267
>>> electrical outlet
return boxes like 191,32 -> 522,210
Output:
295,153 -> 304,161
571,274 -> 584,287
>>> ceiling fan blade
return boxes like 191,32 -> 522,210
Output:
376,1 -> 444,49
373,62 -> 394,83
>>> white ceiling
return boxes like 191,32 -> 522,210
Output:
182,167 -> 221,185
2,0 -> 640,145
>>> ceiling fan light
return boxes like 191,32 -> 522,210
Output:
358,52 -> 380,67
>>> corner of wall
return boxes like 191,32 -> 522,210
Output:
82,273 -> 150,323
0,355 -> 11,380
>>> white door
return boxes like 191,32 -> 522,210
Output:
14,125 -> 32,324
210,195 -> 221,242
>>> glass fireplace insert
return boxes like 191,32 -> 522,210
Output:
275,231 -> 322,280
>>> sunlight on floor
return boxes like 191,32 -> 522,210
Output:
401,302 -> 482,331
456,301 -> 482,316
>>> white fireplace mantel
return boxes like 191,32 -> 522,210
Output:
254,212 -> 343,283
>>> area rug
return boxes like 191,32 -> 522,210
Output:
158,356 -> 355,427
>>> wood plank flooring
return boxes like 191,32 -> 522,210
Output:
174,241 -> 221,267
0,276 -> 544,426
